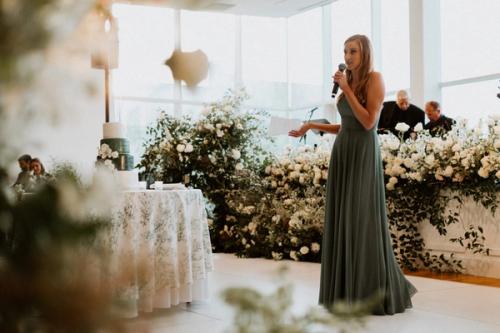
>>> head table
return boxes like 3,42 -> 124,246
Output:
101,189 -> 213,318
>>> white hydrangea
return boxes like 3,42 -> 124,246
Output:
299,246 -> 309,255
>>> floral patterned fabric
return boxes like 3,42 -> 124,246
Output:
103,189 -> 213,315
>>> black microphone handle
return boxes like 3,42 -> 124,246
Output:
331,63 -> 346,98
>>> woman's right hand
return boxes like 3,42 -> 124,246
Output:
288,123 -> 310,137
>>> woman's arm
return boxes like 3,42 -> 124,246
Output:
338,72 -> 385,130
288,122 -> 341,137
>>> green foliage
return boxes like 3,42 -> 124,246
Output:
49,159 -> 83,186
221,266 -> 372,333
0,176 -> 125,332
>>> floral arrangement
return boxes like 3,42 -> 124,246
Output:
137,89 -> 274,252
381,118 -> 500,190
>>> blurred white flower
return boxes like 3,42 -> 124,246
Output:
231,149 -> 241,159
216,129 -> 224,137
290,250 -> 298,261
176,144 -> 185,152
271,251 -> 283,260
299,246 -> 309,255
414,123 -> 423,132
235,163 -> 244,170
311,242 -> 320,253
395,122 -> 410,133
184,143 -> 194,153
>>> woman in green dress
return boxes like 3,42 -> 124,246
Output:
289,34 -> 416,315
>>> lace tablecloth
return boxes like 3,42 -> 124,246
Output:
104,189 -> 213,317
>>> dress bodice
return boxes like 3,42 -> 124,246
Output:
337,97 -> 370,131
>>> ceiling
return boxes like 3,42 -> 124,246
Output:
118,0 -> 338,17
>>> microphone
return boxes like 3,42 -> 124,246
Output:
299,107 -> 319,143
331,63 -> 347,98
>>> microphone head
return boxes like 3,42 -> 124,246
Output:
338,63 -> 346,71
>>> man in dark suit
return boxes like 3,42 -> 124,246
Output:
12,154 -> 32,190
424,101 -> 455,136
378,90 -> 425,140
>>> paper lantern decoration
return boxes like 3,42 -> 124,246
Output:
165,49 -> 208,87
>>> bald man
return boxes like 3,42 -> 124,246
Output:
378,90 -> 425,139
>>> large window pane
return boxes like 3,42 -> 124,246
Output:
112,4 -> 174,99
441,0 -> 500,81
181,10 -> 235,102
441,80 -> 499,127
381,0 -> 410,92
288,8 -> 323,108
331,0 -> 372,69
242,16 -> 288,109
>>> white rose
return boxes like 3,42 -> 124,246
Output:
216,129 -> 224,137
478,167 -> 489,178
414,123 -> 423,132
231,149 -> 241,160
236,123 -> 243,130
311,242 -> 320,253
176,144 -> 185,152
300,246 -> 309,255
386,182 -> 395,191
395,122 -> 410,133
425,154 -> 435,166
235,163 -> 244,170
111,151 -> 119,159
389,177 -> 398,185
290,237 -> 298,245
271,252 -> 283,260
184,143 -> 194,153
443,165 -> 454,177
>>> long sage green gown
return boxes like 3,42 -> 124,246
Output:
319,97 -> 417,315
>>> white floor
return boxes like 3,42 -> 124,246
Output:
125,253 -> 500,333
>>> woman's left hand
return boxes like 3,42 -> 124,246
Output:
288,123 -> 310,137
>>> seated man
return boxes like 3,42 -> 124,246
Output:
424,101 -> 455,136
378,90 -> 425,140
12,154 -> 32,190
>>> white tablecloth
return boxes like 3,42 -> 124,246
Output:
104,189 -> 213,317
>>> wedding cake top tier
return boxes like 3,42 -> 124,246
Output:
103,122 -> 126,139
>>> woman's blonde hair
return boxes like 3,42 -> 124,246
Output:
340,34 -> 374,105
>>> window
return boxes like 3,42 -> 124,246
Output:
241,16 -> 288,109
288,8 -> 323,108
112,4 -> 174,99
181,10 -> 236,102
331,0 -> 372,69
380,0 -> 410,92
442,80 -> 499,127
441,0 -> 500,82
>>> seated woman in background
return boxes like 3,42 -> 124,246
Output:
30,158 -> 53,189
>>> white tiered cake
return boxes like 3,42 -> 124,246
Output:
97,122 -> 139,189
